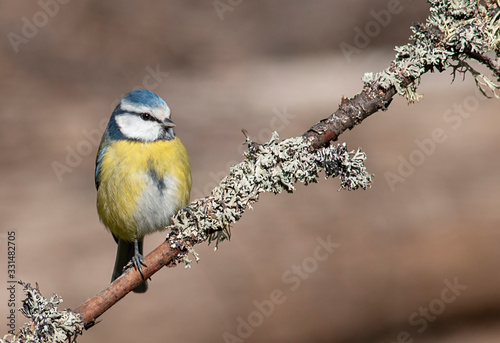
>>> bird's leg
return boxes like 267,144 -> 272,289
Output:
132,238 -> 147,279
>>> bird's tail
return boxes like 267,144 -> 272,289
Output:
111,238 -> 148,293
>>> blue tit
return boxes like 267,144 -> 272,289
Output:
95,89 -> 191,293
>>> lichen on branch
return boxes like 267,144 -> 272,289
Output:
168,132 -> 372,264
1,282 -> 84,343
362,0 -> 500,103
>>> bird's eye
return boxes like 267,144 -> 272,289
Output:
140,113 -> 152,121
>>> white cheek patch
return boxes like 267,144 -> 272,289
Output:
115,114 -> 161,142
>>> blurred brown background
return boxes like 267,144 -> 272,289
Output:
2,1 -> 500,342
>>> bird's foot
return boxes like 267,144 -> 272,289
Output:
132,239 -> 147,279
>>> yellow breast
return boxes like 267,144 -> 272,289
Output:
97,138 -> 191,241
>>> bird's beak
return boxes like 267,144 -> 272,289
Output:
162,118 -> 176,128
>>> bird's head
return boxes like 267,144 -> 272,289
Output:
111,89 -> 176,142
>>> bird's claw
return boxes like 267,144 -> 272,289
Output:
179,205 -> 194,216
131,253 -> 147,279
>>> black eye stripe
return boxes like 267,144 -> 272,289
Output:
137,112 -> 161,123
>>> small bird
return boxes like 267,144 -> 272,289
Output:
95,89 -> 191,293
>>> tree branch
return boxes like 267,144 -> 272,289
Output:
75,242 -> 181,328
302,82 -> 400,150
467,50 -> 500,75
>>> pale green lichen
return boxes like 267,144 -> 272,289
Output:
362,0 -> 500,102
1,282 -> 83,343
168,132 -> 372,265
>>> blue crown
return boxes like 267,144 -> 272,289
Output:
122,89 -> 167,109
